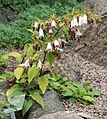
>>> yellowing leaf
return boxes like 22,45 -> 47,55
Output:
14,67 -> 24,80
28,66 -> 39,83
38,76 -> 48,94
6,84 -> 23,98
30,91 -> 44,108
8,52 -> 22,63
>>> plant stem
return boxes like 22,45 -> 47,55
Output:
40,51 -> 47,76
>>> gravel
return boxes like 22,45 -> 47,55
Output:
58,45 -> 107,119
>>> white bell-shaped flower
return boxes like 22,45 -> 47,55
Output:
82,15 -> 88,25
39,28 -> 44,38
37,60 -> 42,69
71,19 -> 75,28
71,18 -> 78,28
48,29 -> 53,34
51,20 -> 56,28
24,59 -> 30,67
73,18 -> 78,26
79,16 -> 83,26
34,21 -> 38,29
46,42 -> 53,51
54,40 -> 60,48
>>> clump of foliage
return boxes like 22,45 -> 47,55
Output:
0,0 -> 83,13
49,74 -> 100,104
0,9 -> 100,118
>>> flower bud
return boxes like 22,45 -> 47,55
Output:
48,29 -> 53,35
51,20 -> 56,29
24,59 -> 30,67
37,60 -> 42,69
34,21 -> 38,29
46,42 -> 53,51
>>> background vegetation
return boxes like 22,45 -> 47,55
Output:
0,0 -> 84,48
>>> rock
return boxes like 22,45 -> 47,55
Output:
57,45 -> 107,118
28,90 -> 65,119
35,111 -> 83,119
84,0 -> 107,16
77,112 -> 93,119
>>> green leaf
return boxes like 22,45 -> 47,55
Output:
30,91 -> 44,108
0,75 -> 6,82
88,90 -> 100,97
69,97 -> 77,103
62,90 -> 73,97
83,82 -> 92,92
78,98 -> 88,105
14,67 -> 24,80
28,66 -> 39,83
26,45 -> 35,58
6,84 -> 23,98
83,96 -> 95,103
46,52 -> 55,66
22,99 -> 33,116
2,71 -> 14,78
0,90 -> 5,95
92,90 -> 100,96
1,54 -> 8,62
8,52 -> 22,63
38,76 -> 48,94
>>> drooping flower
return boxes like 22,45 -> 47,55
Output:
79,15 -> 88,26
39,28 -> 44,38
37,60 -> 42,69
73,17 -> 78,26
71,20 -> 74,28
82,15 -> 88,25
34,21 -> 38,29
46,42 -> 53,51
79,16 -> 83,26
51,20 -> 56,29
24,59 -> 30,68
48,29 -> 53,35
74,28 -> 82,37
71,18 -> 78,28
54,40 -> 60,49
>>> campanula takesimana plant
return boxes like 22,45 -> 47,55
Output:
3,9 -> 100,116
